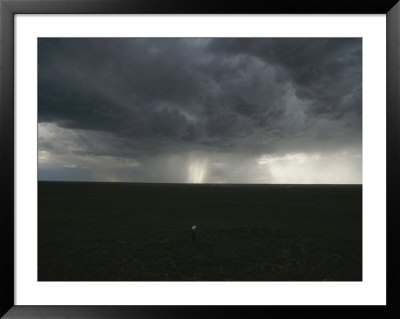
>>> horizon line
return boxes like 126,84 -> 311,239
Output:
38,180 -> 362,186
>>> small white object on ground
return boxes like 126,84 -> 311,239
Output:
192,225 -> 197,230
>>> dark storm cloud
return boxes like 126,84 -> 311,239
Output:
207,38 -> 362,120
38,38 -> 361,150
38,38 -> 362,183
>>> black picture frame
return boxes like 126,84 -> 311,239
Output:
1,0 -> 399,318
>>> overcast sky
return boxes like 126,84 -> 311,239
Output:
38,38 -> 362,184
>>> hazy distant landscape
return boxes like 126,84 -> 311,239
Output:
38,181 -> 362,281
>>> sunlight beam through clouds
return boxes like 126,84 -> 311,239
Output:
187,156 -> 209,183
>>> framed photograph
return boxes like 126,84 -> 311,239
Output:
1,0 -> 399,318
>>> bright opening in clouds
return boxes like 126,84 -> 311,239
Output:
38,38 -> 362,184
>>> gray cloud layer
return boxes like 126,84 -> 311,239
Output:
38,38 -> 362,183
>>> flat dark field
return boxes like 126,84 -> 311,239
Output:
38,182 -> 362,281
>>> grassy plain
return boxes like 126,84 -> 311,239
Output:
38,182 -> 362,281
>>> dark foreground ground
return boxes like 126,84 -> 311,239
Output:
38,182 -> 362,281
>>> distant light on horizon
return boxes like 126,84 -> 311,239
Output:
256,152 -> 361,184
